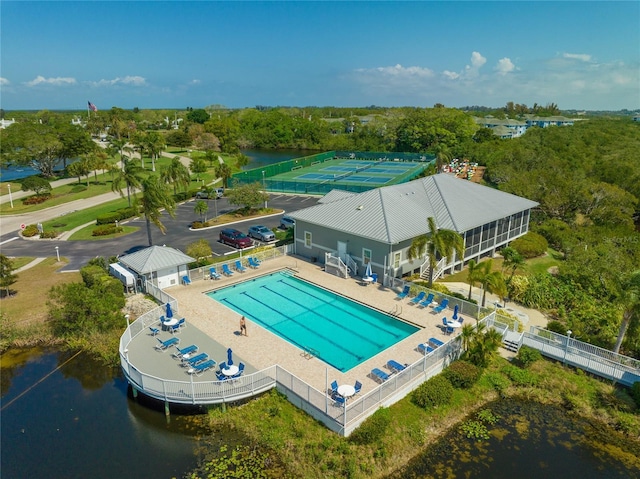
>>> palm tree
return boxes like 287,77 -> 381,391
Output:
108,138 -> 127,165
612,270 -> 640,354
477,260 -> 507,307
407,217 -> 464,287
501,247 -> 526,285
215,161 -> 233,188
161,157 -> 190,196
112,157 -> 143,207
194,200 -> 209,222
466,327 -> 503,368
131,132 -> 147,169
460,323 -> 476,352
136,174 -> 176,247
145,131 -> 166,172
90,150 -> 110,184
466,259 -> 483,300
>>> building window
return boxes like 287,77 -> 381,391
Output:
363,248 -> 372,265
304,231 -> 312,248
393,251 -> 401,269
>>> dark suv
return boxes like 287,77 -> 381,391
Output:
219,228 -> 253,249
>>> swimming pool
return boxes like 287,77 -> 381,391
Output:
206,271 -> 419,372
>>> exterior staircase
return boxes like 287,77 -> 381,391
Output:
502,330 -> 523,353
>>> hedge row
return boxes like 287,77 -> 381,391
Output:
96,207 -> 138,225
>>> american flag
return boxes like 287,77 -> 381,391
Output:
88,101 -> 98,112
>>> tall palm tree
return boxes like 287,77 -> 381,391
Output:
111,157 -> 143,207
501,247 -> 526,285
407,217 -> 464,287
215,161 -> 233,188
145,131 -> 166,172
612,270 -> 640,354
477,260 -> 507,307
194,200 -> 209,222
160,157 -> 190,196
466,259 -> 483,300
136,174 -> 176,247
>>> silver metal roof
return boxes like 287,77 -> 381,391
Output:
289,174 -> 539,244
119,246 -> 195,274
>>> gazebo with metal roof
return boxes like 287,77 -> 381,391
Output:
118,246 -> 195,290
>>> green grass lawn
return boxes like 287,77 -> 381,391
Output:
439,248 -> 562,283
68,224 -> 140,241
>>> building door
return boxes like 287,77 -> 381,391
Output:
337,241 -> 347,262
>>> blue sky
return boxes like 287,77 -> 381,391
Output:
1,1 -> 638,111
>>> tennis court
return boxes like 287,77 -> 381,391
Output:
232,150 -> 433,195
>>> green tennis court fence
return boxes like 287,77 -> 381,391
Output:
232,150 -> 433,184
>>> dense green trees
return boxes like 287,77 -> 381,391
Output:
0,116 -> 94,176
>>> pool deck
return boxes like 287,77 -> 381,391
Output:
132,255 -> 450,395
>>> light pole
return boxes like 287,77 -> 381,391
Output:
563,330 -> 572,366
7,183 -> 13,208
55,246 -> 60,262
262,170 -> 267,209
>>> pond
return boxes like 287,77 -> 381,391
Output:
2,349 -> 638,479
386,399 -> 640,479
0,348 -> 205,479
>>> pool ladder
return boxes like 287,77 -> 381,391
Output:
389,304 -> 402,317
301,346 -> 319,360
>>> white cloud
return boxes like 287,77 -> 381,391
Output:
189,79 -> 201,85
25,75 -> 76,87
495,58 -> 516,75
0,77 -> 9,85
370,64 -> 435,78
88,75 -> 147,87
563,53 -> 592,62
470,51 -> 487,68
348,50 -> 638,110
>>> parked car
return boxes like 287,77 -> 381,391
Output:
248,225 -> 276,242
219,228 -> 253,249
280,216 -> 296,229
195,187 -> 224,199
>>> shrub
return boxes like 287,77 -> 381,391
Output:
516,346 -> 543,368
40,230 -> 59,239
69,185 -> 87,193
96,212 -> 120,225
349,407 -> 391,445
92,224 -> 121,236
190,221 -> 204,229
547,320 -> 568,335
412,374 -> 454,409
443,360 -> 481,389
22,224 -> 39,237
510,232 -> 548,259
631,382 -> 640,408
23,194 -> 50,205
484,372 -> 511,393
501,364 -> 538,386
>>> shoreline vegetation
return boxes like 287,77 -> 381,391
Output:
186,355 -> 640,478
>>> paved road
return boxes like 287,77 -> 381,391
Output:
0,193 -> 318,270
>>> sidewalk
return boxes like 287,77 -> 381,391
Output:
443,281 -> 548,329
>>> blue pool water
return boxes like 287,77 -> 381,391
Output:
206,271 -> 418,372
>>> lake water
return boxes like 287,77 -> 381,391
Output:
0,149 -> 310,182
0,348 -> 204,479
387,399 -> 640,479
3,349 -> 639,479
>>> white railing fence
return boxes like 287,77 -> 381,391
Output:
344,254 -> 358,277
184,244 -> 292,281
324,252 -> 349,279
